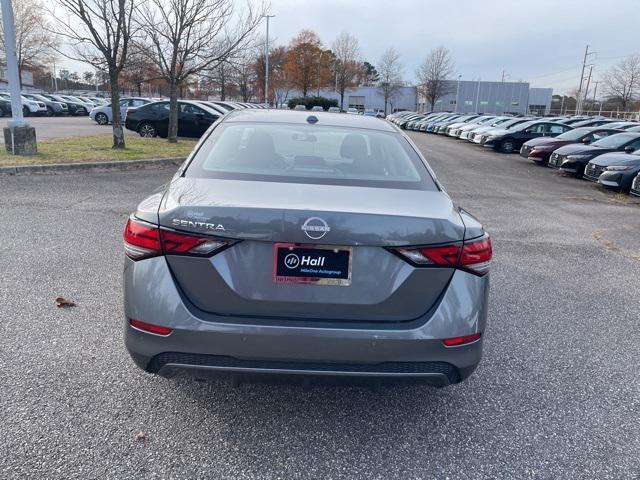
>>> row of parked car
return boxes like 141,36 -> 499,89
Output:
0,92 -> 111,117
387,111 -> 640,197
94,100 -> 384,130
120,99 -> 269,138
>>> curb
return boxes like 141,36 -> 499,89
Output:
0,157 -> 186,176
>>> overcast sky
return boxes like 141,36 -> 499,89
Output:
258,0 -> 639,94
57,0 -> 639,95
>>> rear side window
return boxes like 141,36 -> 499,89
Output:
185,123 -> 438,190
549,124 -> 568,134
149,102 -> 169,113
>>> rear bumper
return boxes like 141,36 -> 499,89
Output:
124,257 -> 489,384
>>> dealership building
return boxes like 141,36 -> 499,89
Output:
285,81 -> 552,115
423,80 -> 553,115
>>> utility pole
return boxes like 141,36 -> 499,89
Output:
576,45 -> 596,115
475,78 -> 481,113
1,0 -> 36,154
582,65 -> 593,113
262,14 -> 275,108
591,80 -> 599,115
501,70 -> 509,83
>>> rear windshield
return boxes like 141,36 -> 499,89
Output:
592,133 -> 637,148
556,128 -> 592,140
184,123 -> 438,190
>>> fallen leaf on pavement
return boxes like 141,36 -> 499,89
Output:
55,297 -> 77,308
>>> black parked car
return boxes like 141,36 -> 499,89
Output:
549,132 -> 640,177
43,94 -> 87,116
630,173 -> 640,197
583,149 -> 640,192
567,119 -> 617,128
483,120 -> 573,153
22,93 -> 68,116
125,100 -> 221,138
0,97 -> 11,116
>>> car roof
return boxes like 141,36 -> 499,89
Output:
571,126 -> 619,132
221,109 -> 397,132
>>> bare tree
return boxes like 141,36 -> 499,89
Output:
231,53 -> 258,102
603,54 -> 640,111
416,46 -> 455,111
377,48 -> 402,115
0,0 -> 59,87
332,32 -> 361,110
51,0 -> 134,148
137,0 -> 263,142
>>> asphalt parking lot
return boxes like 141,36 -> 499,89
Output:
1,132 -> 638,479
0,116 -> 111,142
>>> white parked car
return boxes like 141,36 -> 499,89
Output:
0,92 -> 47,116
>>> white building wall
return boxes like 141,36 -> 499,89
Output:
0,66 -> 34,87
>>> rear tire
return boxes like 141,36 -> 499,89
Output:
138,122 -> 157,138
45,106 -> 54,117
95,112 -> 109,125
22,106 -> 30,117
499,138 -> 516,154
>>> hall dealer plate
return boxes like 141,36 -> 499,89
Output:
273,243 -> 352,286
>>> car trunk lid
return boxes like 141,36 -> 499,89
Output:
155,178 -> 465,322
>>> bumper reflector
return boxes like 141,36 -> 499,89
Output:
129,319 -> 172,336
442,332 -> 482,347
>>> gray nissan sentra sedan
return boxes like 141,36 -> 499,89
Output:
123,109 -> 491,386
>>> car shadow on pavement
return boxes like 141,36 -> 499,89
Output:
159,375 -> 478,459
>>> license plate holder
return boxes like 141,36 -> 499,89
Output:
273,243 -> 352,286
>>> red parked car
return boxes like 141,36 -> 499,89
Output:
520,127 -> 621,164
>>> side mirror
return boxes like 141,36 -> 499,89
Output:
624,146 -> 635,153
582,137 -> 591,144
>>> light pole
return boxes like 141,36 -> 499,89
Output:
474,77 -> 481,113
53,61 -> 58,91
262,14 -> 275,108
1,0 -> 36,154
455,74 -> 461,113
316,50 -> 324,97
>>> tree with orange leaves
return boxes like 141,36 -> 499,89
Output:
284,30 -> 330,97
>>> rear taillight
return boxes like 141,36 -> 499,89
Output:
393,234 -> 492,276
123,217 -> 232,260
123,218 -> 161,259
458,235 -> 492,275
